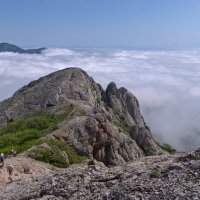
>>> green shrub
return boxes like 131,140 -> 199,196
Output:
143,145 -> 154,156
149,170 -> 160,178
25,117 -> 51,130
28,139 -> 85,167
0,114 -> 55,136
160,143 -> 176,154
0,108 -> 74,156
0,104 -> 85,167
29,145 -> 69,168
0,120 -> 23,135
156,141 -> 176,154
0,129 -> 43,155
113,108 -> 121,116
44,139 -> 85,164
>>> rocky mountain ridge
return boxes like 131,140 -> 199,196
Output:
0,67 -> 164,166
0,43 -> 45,54
1,67 -> 199,200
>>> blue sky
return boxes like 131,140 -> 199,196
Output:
1,0 -> 200,149
0,0 -> 200,49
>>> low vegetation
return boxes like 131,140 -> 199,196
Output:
156,142 -> 176,154
0,105 -> 86,167
143,145 -> 154,156
28,139 -> 85,168
0,114 -> 57,155
149,169 -> 161,178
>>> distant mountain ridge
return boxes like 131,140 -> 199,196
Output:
0,43 -> 46,54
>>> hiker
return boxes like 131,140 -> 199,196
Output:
7,163 -> 13,182
0,152 -> 5,168
88,153 -> 95,165
11,149 -> 17,157
87,153 -> 97,170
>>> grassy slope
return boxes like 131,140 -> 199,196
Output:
0,106 -> 85,167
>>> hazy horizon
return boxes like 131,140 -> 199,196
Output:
3,42 -> 200,53
1,47 -> 200,151
1,0 -> 200,151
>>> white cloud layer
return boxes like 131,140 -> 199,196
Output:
1,48 -> 200,150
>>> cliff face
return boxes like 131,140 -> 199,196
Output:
0,67 -> 164,165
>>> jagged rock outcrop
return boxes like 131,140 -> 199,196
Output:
106,82 -> 143,126
1,150 -> 200,200
106,82 -> 162,155
0,67 -> 164,165
48,113 -> 143,166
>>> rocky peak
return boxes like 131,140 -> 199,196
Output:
0,68 -> 104,124
106,81 -> 163,155
106,82 -> 118,93
106,81 -> 143,126
0,67 -> 164,166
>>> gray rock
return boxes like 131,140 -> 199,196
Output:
0,67 -> 164,165
1,150 -> 200,200
49,113 -> 143,166
106,82 -> 142,126
0,68 -> 104,124
106,82 -> 164,155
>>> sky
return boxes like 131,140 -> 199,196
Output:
1,1 -> 200,150
0,0 -> 200,49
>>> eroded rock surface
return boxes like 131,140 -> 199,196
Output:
1,150 -> 200,200
48,112 -> 143,166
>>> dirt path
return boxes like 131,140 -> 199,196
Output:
0,155 -> 62,184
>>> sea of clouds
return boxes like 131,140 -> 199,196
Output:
0,48 -> 200,150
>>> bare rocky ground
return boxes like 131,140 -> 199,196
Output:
0,154 -> 61,184
1,150 -> 200,200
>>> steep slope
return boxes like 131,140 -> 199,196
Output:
0,43 -> 45,54
0,67 -> 164,165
